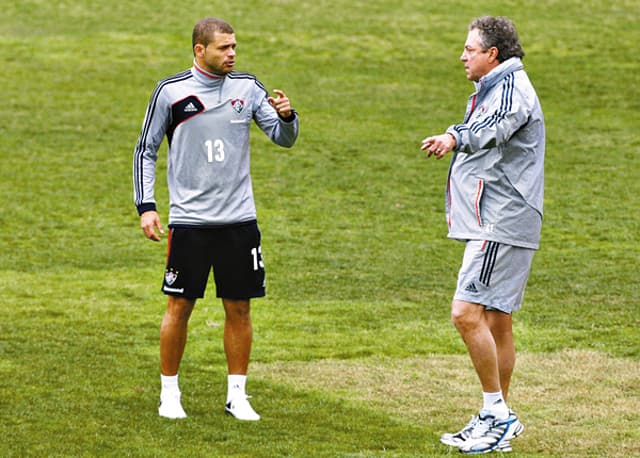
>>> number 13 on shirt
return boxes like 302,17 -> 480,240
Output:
205,139 -> 225,162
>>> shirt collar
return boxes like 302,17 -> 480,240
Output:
192,59 -> 226,85
475,57 -> 523,91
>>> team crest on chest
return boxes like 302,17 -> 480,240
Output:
231,98 -> 245,113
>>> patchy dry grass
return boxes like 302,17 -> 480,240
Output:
1,0 -> 638,455
253,349 -> 640,457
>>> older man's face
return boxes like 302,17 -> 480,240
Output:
460,28 -> 497,82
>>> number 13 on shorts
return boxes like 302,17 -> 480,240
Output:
251,246 -> 264,271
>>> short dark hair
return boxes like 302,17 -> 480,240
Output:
469,16 -> 525,62
192,17 -> 234,50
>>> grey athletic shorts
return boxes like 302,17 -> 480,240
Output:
454,240 -> 535,313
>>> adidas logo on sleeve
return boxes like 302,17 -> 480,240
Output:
184,102 -> 199,112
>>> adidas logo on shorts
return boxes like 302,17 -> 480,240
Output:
464,282 -> 479,293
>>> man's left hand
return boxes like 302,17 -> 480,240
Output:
268,89 -> 292,119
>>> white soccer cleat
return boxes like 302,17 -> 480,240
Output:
158,392 -> 187,419
225,395 -> 260,421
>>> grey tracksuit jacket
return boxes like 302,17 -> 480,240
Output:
133,62 -> 299,226
445,57 -> 545,249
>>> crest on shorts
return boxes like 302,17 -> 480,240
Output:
231,98 -> 245,113
165,269 -> 179,286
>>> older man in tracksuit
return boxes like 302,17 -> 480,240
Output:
421,16 -> 544,454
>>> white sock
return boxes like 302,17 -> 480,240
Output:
161,374 -> 180,397
482,391 -> 509,419
227,374 -> 247,402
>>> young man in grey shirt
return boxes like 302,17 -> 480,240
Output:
133,17 -> 299,421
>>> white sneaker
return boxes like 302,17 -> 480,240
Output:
440,415 -> 478,446
459,410 -> 524,454
225,395 -> 260,421
158,392 -> 187,419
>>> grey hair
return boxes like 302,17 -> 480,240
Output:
469,16 -> 525,62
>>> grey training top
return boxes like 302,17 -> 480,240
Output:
133,62 -> 299,226
446,58 -> 545,249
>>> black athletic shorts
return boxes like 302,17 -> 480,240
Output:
161,221 -> 266,300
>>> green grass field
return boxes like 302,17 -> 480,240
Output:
1,0 -> 639,456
